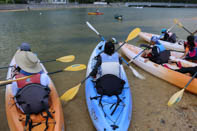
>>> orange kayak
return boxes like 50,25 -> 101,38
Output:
120,43 -> 197,94
88,12 -> 104,15
5,52 -> 65,131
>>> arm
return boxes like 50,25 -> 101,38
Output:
180,47 -> 189,59
89,55 -> 102,77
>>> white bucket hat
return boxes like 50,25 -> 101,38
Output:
15,51 -> 42,73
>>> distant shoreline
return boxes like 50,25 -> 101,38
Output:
0,2 -> 196,12
0,3 -> 121,12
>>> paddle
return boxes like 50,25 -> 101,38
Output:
115,27 -> 141,51
86,21 -> 144,79
158,19 -> 178,39
121,57 -> 145,80
0,64 -> 86,86
168,19 -> 179,32
174,19 -> 193,35
60,75 -> 90,101
167,72 -> 197,106
86,21 -> 105,41
0,55 -> 75,70
60,23 -> 142,102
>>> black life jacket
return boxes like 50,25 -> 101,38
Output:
91,74 -> 125,117
15,83 -> 52,131
95,74 -> 125,96
150,48 -> 171,64
15,83 -> 50,114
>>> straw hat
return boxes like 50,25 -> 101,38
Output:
15,51 -> 42,73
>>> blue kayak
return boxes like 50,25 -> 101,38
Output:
85,41 -> 132,131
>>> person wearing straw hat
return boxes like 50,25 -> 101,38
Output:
12,51 -> 50,96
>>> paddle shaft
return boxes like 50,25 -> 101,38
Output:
121,57 -> 132,67
48,70 -> 64,75
81,75 -> 91,84
183,72 -> 197,90
0,65 -> 14,69
176,20 -> 192,35
115,42 -> 126,52
167,24 -> 177,32
182,26 -> 192,35
1,69 -> 70,86
0,59 -> 57,70
40,59 -> 56,63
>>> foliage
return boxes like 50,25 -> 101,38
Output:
1,0 -> 197,4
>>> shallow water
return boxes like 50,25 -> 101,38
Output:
0,7 -> 197,131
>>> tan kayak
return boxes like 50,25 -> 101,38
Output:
120,43 -> 197,94
5,53 -> 65,131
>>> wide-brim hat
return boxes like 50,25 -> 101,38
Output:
15,51 -> 42,73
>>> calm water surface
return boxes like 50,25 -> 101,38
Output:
0,7 -> 197,131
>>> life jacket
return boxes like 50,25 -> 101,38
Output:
150,44 -> 170,64
188,47 -> 197,57
90,74 -> 125,117
154,43 -> 166,53
15,83 -> 52,131
165,32 -> 176,43
100,52 -> 120,77
15,73 -> 41,89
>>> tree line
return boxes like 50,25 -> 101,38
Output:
1,0 -> 197,4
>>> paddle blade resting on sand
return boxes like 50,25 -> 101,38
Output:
168,72 -> 197,106
64,64 -> 86,71
56,55 -> 75,63
125,28 -> 141,43
168,89 -> 185,106
60,83 -> 81,101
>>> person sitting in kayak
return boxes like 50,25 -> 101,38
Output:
142,36 -> 170,64
90,39 -> 122,78
174,66 -> 197,78
160,28 -> 176,43
19,42 -> 31,51
13,43 -> 34,77
96,8 -> 100,13
89,39 -> 125,116
12,51 -> 50,97
11,51 -> 53,129
181,35 -> 197,62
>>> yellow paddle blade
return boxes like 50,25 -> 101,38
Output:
173,18 -> 178,24
0,75 -> 32,85
64,64 -> 86,71
174,19 -> 183,28
60,83 -> 81,101
125,28 -> 141,43
167,89 -> 185,106
56,55 -> 75,63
